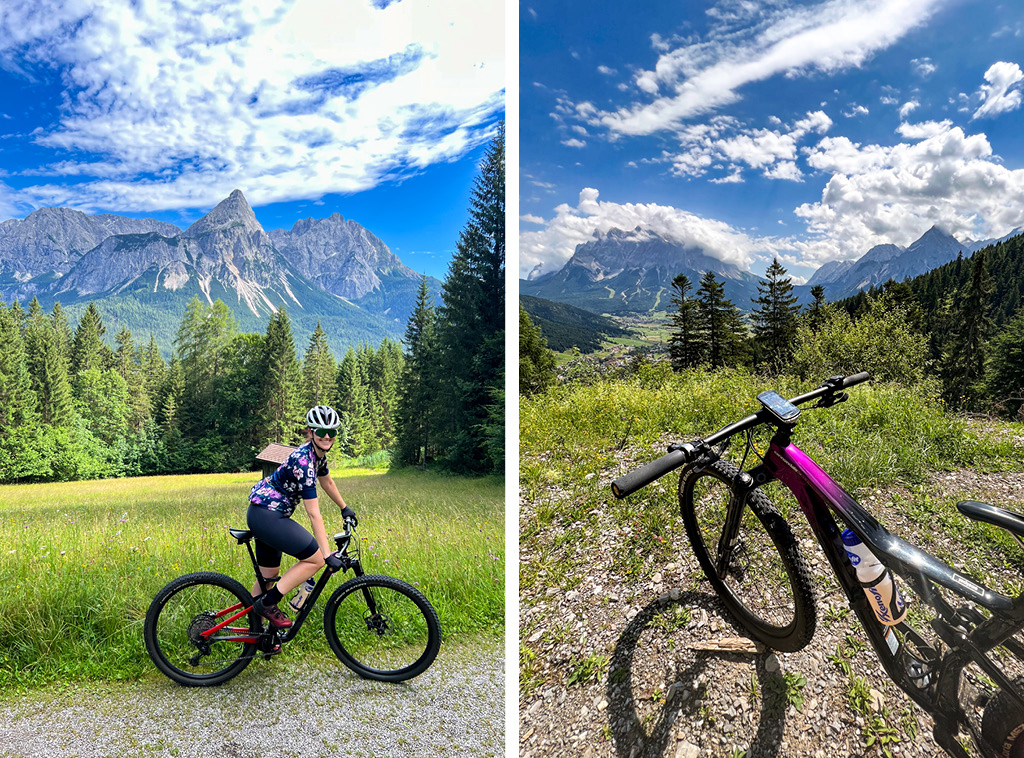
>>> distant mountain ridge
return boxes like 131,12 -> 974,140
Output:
519,294 -> 631,352
520,226 -> 761,314
0,190 -> 439,355
806,225 -> 1024,300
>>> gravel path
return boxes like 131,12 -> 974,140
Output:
519,463 -> 1024,758
0,640 -> 504,758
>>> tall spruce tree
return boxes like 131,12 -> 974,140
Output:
668,274 -> 700,370
807,285 -> 827,332
261,307 -> 303,446
24,298 -> 76,426
0,303 -> 40,481
751,258 -> 801,370
433,123 -> 505,473
396,276 -> 439,465
695,271 -> 749,368
302,320 -> 337,408
71,302 -> 110,375
986,306 -> 1024,418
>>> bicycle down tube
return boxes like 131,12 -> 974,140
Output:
758,424 -> 1024,730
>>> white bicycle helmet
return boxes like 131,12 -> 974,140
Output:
306,405 -> 341,429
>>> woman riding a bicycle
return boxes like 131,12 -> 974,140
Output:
248,405 -> 357,629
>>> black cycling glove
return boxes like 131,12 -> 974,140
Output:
324,552 -> 344,571
341,506 -> 358,527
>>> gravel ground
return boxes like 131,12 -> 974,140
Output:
0,640 -> 504,758
519,458 -> 1024,758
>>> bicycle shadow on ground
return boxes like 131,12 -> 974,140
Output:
605,592 -> 791,758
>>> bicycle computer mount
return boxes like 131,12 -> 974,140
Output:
756,390 -> 800,424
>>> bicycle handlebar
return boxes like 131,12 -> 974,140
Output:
610,372 -> 871,499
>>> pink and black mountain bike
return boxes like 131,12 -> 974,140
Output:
612,373 -> 1024,758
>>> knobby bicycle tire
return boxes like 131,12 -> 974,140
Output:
323,574 -> 441,682
982,678 -> 1024,758
144,571 -> 260,687
679,459 -> 817,652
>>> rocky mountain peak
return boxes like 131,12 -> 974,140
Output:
184,189 -> 261,237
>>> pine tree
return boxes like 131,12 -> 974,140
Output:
432,124 -> 505,473
302,320 -> 337,408
751,258 -> 801,371
71,302 -> 110,375
261,307 -> 303,446
24,298 -> 77,426
396,276 -> 439,465
695,271 -> 750,368
668,274 -> 700,370
519,305 -> 557,395
807,285 -> 827,332
0,303 -> 41,481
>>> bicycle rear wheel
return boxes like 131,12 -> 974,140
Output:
144,572 -> 260,686
323,574 -> 441,682
680,459 -> 816,652
981,679 -> 1024,758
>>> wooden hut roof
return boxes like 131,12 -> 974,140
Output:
256,443 -> 296,465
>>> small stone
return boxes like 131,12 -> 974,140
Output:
598,700 -> 608,711
868,688 -> 885,713
670,588 -> 681,601
675,742 -> 700,758
528,630 -> 543,643
653,572 -> 663,583
765,653 -> 781,674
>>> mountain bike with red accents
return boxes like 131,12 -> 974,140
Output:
143,518 -> 441,686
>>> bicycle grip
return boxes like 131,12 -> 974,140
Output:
611,447 -> 691,499
842,371 -> 872,388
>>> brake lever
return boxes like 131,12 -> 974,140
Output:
811,391 -> 848,410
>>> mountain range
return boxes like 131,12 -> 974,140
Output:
520,227 -> 762,314
521,223 -> 1023,317
0,190 -> 439,356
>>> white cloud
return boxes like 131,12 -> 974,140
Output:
898,100 -> 920,119
597,65 -> 617,76
795,126 -> 1024,265
0,0 -> 504,213
520,213 -> 546,224
897,119 -> 953,139
973,61 -> 1024,119
669,110 -> 830,180
585,0 -> 945,137
518,187 -> 783,278
911,57 -> 936,77
561,138 -> 587,149
843,104 -> 870,117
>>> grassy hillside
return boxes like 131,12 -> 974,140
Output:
520,294 -> 632,353
0,468 -> 503,691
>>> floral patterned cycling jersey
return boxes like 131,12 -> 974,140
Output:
249,441 -> 329,517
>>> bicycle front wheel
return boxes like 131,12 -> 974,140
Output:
680,459 -> 817,652
144,572 -> 260,686
323,574 -> 441,682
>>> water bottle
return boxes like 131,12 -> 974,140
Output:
289,578 -> 315,611
841,529 -> 907,626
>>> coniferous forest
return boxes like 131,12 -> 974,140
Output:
0,125 -> 505,483
521,233 -> 1024,420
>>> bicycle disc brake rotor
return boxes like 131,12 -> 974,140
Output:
364,611 -> 390,637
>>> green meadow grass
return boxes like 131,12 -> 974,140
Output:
0,468 -> 503,691
520,368 -> 1022,582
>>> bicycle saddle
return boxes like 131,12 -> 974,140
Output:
229,528 -> 254,544
957,500 -> 1024,542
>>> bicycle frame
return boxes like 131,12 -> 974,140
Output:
729,423 -> 1024,755
199,528 -> 367,648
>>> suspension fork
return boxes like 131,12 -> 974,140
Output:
713,467 -> 759,578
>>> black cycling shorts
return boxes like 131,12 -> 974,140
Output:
246,505 -> 320,567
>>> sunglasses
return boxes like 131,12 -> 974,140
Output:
313,428 -> 338,439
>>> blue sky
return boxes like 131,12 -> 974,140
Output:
520,0 -> 1024,284
0,0 -> 504,281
